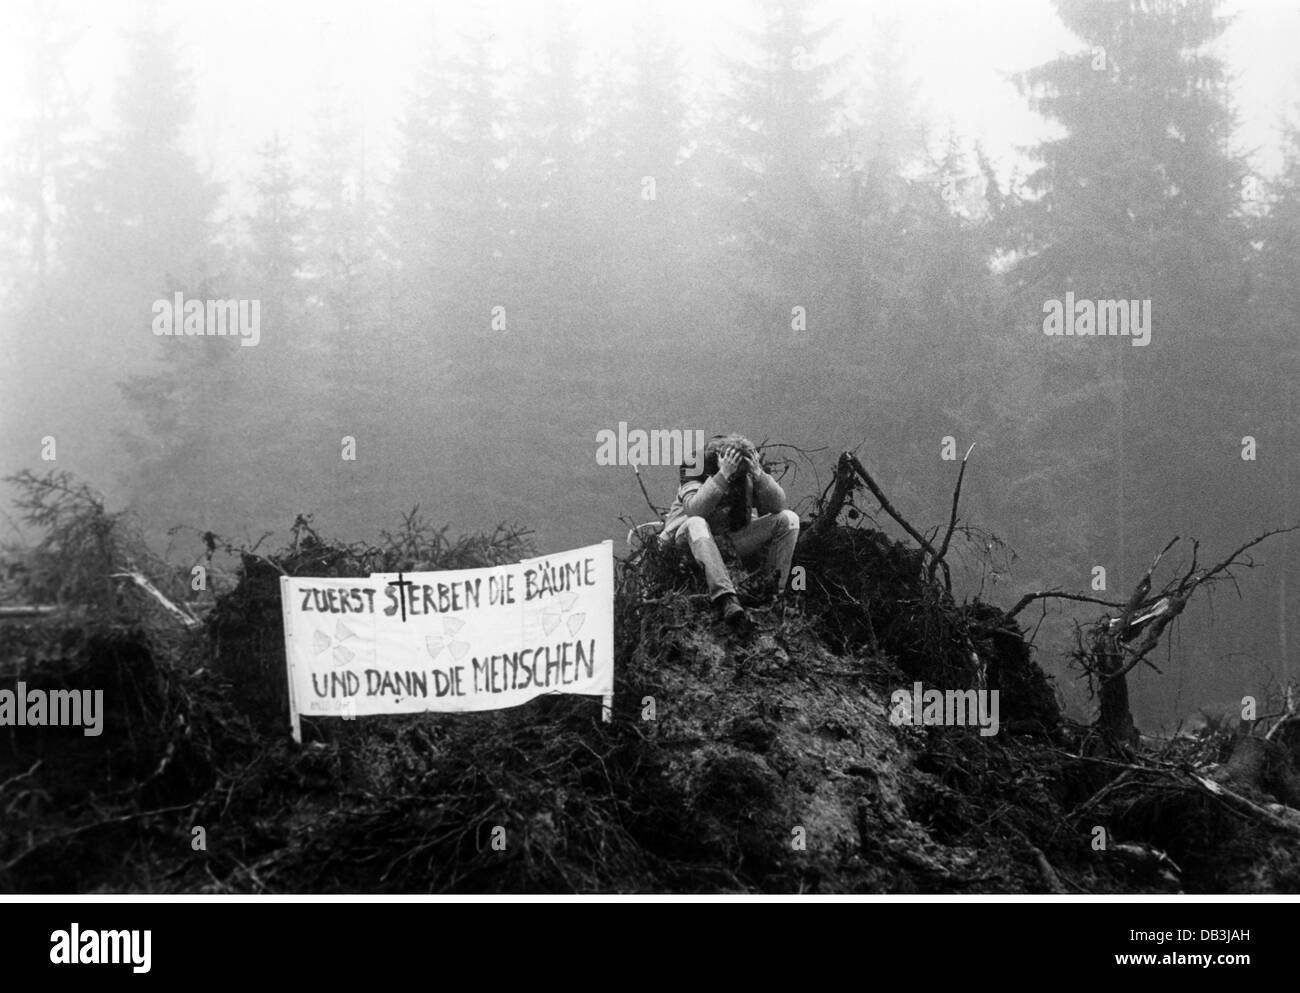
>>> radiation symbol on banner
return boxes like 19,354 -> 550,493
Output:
426,616 -> 471,662
541,592 -> 585,638
312,618 -> 359,666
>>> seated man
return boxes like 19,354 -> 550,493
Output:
660,433 -> 800,626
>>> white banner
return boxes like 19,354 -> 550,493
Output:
279,541 -> 614,739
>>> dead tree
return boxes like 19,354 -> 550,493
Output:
1022,529 -> 1299,749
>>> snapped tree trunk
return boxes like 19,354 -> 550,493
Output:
1096,632 -> 1138,747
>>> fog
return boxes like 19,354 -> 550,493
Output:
4,0 -> 1300,730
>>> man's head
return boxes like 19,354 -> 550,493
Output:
684,433 -> 757,483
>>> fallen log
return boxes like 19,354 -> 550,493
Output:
1189,772 -> 1300,837
111,571 -> 201,629
1209,734 -> 1300,808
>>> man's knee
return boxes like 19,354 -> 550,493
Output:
683,516 -> 714,542
776,509 -> 800,533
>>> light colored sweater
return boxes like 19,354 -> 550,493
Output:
661,469 -> 787,542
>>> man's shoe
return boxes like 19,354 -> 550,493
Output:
717,593 -> 748,628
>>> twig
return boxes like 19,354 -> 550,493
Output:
1199,526 -> 1300,584
243,550 -> 288,576
230,855 -> 276,894
928,443 -> 974,587
637,593 -> 711,606
0,605 -> 60,618
629,461 -> 664,518
0,759 -> 42,794
1048,747 -> 1181,772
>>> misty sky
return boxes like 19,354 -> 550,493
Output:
2,0 -> 1298,218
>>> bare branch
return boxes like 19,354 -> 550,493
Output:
845,453 -> 939,562
628,461 -> 664,519
1007,590 -> 1126,620
1198,526 -> 1300,584
928,443 -> 975,586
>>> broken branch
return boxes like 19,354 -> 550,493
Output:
1006,590 -> 1125,620
805,452 -> 857,545
928,443 -> 974,587
845,453 -> 948,590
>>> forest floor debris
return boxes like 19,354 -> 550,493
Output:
1,468 -> 1298,893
